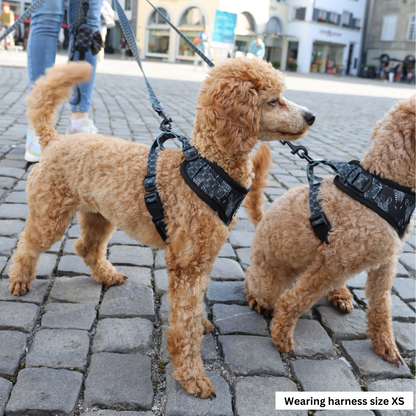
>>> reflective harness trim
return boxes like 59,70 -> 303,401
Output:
309,160 -> 416,242
144,133 -> 250,242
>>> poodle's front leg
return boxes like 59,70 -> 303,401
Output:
165,262 -> 215,398
270,258 -> 335,356
366,260 -> 402,366
328,284 -> 354,313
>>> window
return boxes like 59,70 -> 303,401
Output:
180,7 -> 205,26
407,15 -> 415,41
265,17 -> 282,33
148,8 -> 168,25
295,7 -> 306,21
355,18 -> 361,29
125,0 -> 131,11
318,9 -> 326,21
146,8 -> 170,58
328,12 -> 338,24
381,15 -> 397,41
341,11 -> 350,26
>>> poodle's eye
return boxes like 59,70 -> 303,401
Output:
269,98 -> 279,106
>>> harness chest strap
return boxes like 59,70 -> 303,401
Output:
309,160 -> 416,243
144,134 -> 251,242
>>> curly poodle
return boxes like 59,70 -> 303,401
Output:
244,95 -> 415,366
9,58 -> 315,397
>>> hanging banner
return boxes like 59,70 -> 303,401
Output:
211,10 -> 237,49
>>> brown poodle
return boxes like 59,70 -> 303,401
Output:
244,95 -> 415,366
9,58 -> 315,397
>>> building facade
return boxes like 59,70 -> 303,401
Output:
362,0 -> 415,76
287,0 -> 367,75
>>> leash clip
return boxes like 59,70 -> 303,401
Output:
159,113 -> 172,132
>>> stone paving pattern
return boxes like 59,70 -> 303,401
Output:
0,58 -> 415,416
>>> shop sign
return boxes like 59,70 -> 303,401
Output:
319,29 -> 341,37
211,10 -> 237,49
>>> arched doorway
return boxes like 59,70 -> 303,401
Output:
145,8 -> 171,58
234,12 -> 257,56
177,6 -> 206,60
263,17 -> 284,63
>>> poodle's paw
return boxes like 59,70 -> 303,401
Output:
9,280 -> 31,296
104,272 -> 127,287
370,335 -> 403,367
331,297 -> 354,313
202,317 -> 214,334
271,320 -> 296,357
247,293 -> 271,317
183,376 -> 216,399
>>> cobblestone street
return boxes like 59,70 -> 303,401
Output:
0,51 -> 414,416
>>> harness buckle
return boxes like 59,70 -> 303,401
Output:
183,146 -> 199,161
309,213 -> 331,243
144,191 -> 164,220
346,170 -> 373,193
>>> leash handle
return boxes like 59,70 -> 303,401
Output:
146,0 -> 215,69
113,0 -> 172,131
0,0 -> 47,42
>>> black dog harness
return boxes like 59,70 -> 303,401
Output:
144,131 -> 250,242
309,160 -> 415,243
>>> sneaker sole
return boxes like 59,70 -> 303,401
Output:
24,150 -> 41,163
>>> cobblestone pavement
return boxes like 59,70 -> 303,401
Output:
0,52 -> 415,416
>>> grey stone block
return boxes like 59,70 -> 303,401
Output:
218,335 -> 285,376
228,230 -> 254,247
341,339 -> 412,378
109,246 -> 153,267
0,301 -> 39,333
12,180 -> 27,191
26,329 -> 90,370
397,261 -> 410,277
62,238 -> 77,254
291,358 -> 361,391
316,306 -> 367,340
165,365 -> 233,416
42,302 -> 97,331
109,230 -> 141,245
49,275 -> 102,304
159,293 -> 170,324
232,219 -> 252,231
366,379 -> 415,416
0,256 -> 7,275
292,319 -> 333,358
57,255 -> 90,276
4,253 -> 57,279
393,321 -> 415,356
408,302 -> 416,311
160,327 -> 217,363
234,376 -> 306,416
0,236 -> 16,256
0,330 -> 27,376
206,281 -> 248,305
0,279 -> 49,305
47,239 -> 63,254
0,377 -> 12,416
4,191 -> 27,204
0,177 -> 15,189
210,258 -> 245,281
392,277 -> 415,302
212,304 -> 268,335
67,224 -> 81,238
84,352 -> 153,411
154,268 -> 168,295
400,252 -> 415,273
0,204 -> 28,220
346,270 -> 367,288
236,248 -> 252,268
92,318 -> 153,354
117,266 -> 152,287
0,220 -> 24,237
218,242 -> 235,258
0,167 -> 25,179
100,284 -> 155,321
154,250 -> 166,269
5,367 -> 83,416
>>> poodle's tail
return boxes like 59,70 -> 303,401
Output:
26,62 -> 93,150
244,143 -> 272,228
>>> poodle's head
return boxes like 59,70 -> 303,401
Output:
196,57 -> 314,154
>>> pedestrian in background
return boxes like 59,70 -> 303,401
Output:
193,25 -> 210,70
118,36 -> 127,59
25,0 -> 102,163
388,64 -> 395,83
97,0 -> 115,68
1,3 -> 15,47
248,36 -> 265,59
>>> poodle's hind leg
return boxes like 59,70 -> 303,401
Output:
9,200 -> 75,296
245,262 -> 296,317
327,284 -> 354,313
366,260 -> 402,366
74,211 -> 126,286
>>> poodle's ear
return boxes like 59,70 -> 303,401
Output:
199,80 -> 259,153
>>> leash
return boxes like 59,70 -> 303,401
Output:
0,0 -> 47,42
279,141 -> 416,242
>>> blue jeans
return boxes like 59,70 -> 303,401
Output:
27,0 -> 101,113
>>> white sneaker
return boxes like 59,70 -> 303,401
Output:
25,128 -> 41,162
65,118 -> 99,135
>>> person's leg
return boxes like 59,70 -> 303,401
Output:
67,0 -> 101,124
25,0 -> 65,162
